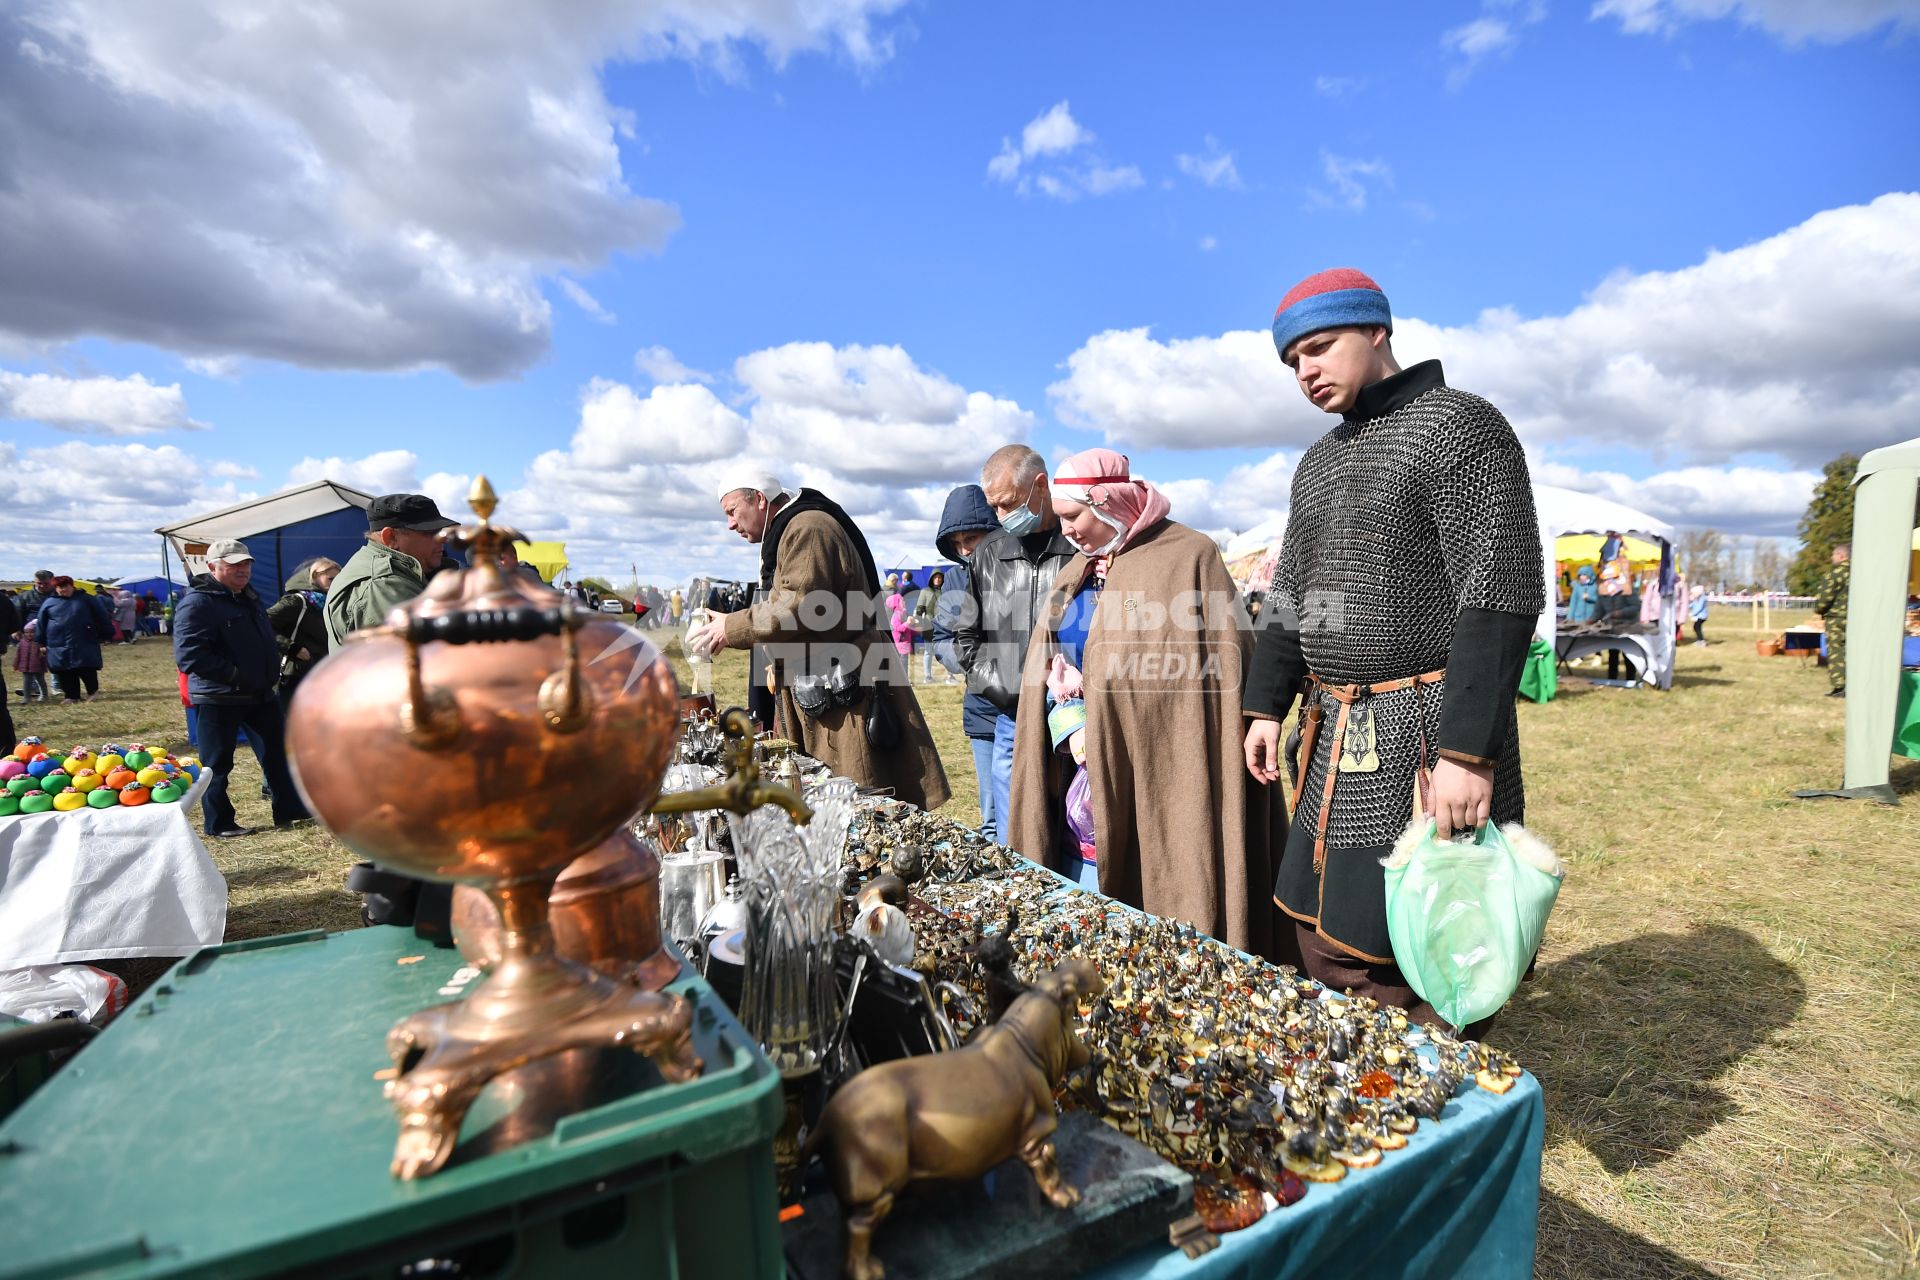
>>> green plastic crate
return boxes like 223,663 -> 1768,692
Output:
0,928 -> 783,1279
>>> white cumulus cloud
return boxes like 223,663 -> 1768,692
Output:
0,1 -> 907,380
1311,152 -> 1393,212
1176,137 -> 1243,190
633,344 -> 713,384
1592,0 -> 1920,41
0,369 -> 207,435
1047,193 -> 1920,535
286,449 -> 426,495
987,100 -> 1141,201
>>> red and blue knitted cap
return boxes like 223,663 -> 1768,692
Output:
1271,268 -> 1392,359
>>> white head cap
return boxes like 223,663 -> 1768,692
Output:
715,466 -> 784,504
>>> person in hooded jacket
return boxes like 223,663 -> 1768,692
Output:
268,557 -> 341,704
35,577 -> 114,702
173,539 -> 311,838
932,484 -> 1007,840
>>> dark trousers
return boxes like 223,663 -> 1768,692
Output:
1692,620 -> 1705,642
0,673 -> 13,755
52,667 -> 100,699
196,698 -> 309,833
1295,922 -> 1499,1042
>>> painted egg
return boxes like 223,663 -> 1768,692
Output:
13,738 -> 45,760
26,757 -> 58,779
135,767 -> 167,788
96,754 -> 127,776
118,783 -> 151,807
63,750 -> 97,773
6,777 -> 37,798
38,770 -> 71,794
86,788 -> 120,809
99,743 -> 127,759
150,781 -> 184,804
0,793 -> 18,817
179,761 -> 202,780
0,760 -> 23,782
52,788 -> 87,812
125,750 -> 154,771
18,791 -> 54,814
70,769 -> 102,793
103,768 -> 138,791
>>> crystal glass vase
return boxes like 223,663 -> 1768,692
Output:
727,779 -> 857,1077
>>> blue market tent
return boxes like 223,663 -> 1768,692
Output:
155,480 -> 376,599
112,575 -> 187,601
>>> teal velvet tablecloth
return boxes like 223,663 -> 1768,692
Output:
1094,1071 -> 1544,1280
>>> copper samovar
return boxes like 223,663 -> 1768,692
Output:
286,479 -> 703,1179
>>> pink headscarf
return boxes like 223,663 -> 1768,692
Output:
1052,448 -> 1171,570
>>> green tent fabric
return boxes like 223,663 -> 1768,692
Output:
1517,636 -> 1557,703
1895,671 -> 1920,761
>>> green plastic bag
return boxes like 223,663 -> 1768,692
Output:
1517,636 -> 1557,703
1381,820 -> 1565,1030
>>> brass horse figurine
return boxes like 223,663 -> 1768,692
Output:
801,957 -> 1105,1280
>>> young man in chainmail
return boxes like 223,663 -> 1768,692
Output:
1241,268 -> 1544,1029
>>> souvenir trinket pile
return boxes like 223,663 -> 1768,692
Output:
829,804 -> 1525,1231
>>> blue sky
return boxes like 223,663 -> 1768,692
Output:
3,0 -> 1918,584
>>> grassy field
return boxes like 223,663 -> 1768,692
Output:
10,620 -> 1917,1277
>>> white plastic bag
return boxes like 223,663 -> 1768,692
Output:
0,964 -> 127,1025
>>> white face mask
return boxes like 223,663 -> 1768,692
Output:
1089,506 -> 1128,556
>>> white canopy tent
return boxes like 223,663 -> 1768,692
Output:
1219,482 -> 1673,644
1530,483 -> 1673,646
154,480 -> 376,597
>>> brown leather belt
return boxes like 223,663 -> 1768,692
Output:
1296,668 -> 1446,874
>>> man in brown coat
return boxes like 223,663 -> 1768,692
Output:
690,468 -> 950,811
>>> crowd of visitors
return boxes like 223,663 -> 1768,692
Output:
8,264 -> 1840,1042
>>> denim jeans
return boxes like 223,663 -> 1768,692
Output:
990,713 -> 1017,847
196,698 -> 309,833
969,735 -> 998,842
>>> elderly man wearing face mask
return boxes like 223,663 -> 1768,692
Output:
955,445 -> 1080,850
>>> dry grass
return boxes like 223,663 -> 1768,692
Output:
11,619 -> 1916,1276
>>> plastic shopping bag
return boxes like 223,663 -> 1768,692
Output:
1381,820 -> 1564,1031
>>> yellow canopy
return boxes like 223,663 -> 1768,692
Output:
512,540 -> 569,585
1555,532 -> 1663,571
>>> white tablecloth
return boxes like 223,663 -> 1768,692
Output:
0,770 -> 226,968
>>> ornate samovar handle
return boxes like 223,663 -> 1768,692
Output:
650,708 -> 815,825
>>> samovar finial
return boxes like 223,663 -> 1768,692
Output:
468,474 -> 499,523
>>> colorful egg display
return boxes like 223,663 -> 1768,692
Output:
26,757 -> 59,779
86,787 -> 120,810
125,748 -> 155,771
135,767 -> 168,788
18,791 -> 54,814
0,793 -> 18,816
150,780 -> 184,804
0,759 -> 23,782
38,770 -> 71,794
52,788 -> 87,812
118,782 -> 151,807
70,769 -> 102,793
96,754 -> 126,776
103,768 -> 138,791
6,777 -> 37,798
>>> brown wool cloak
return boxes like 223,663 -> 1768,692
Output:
1006,520 -> 1281,957
723,510 -> 950,811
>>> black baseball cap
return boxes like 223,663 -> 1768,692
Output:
368,493 -> 458,532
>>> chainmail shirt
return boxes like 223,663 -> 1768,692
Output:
1266,360 -> 1543,853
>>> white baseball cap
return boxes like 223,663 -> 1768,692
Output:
205,538 -> 254,564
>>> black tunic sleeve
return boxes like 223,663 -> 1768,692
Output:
1437,607 -> 1535,765
1242,616 -> 1306,721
